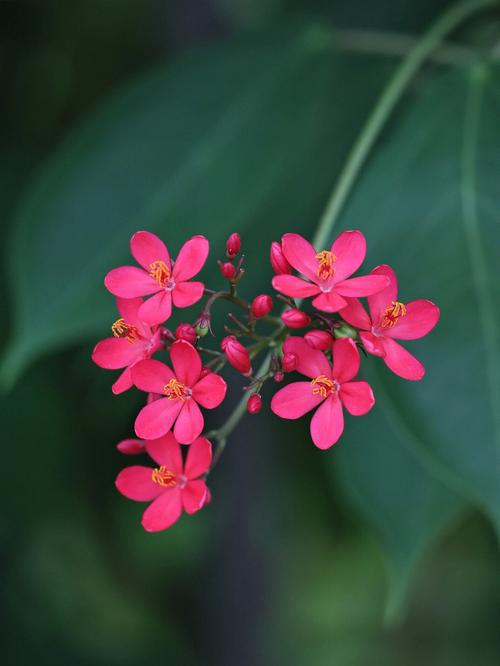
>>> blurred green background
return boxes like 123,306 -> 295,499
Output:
1,1 -> 499,664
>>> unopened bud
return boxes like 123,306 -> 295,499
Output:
304,329 -> 332,350
281,309 -> 311,329
116,438 -> 145,455
273,371 -> 284,383
219,261 -> 237,279
226,232 -> 241,258
221,335 -> 251,375
333,321 -> 358,340
270,241 -> 292,275
175,323 -> 197,344
251,294 -> 273,319
282,352 -> 297,373
247,393 -> 262,414
195,316 -> 210,337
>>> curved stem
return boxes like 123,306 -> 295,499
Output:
207,0 -> 497,465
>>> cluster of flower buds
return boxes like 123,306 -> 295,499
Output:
93,229 -> 439,532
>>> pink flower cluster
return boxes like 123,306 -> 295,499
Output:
93,228 -> 439,532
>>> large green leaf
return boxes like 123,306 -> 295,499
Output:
1,26 -> 392,384
336,62 -> 500,528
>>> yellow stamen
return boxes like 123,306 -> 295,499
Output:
111,318 -> 139,343
311,374 -> 336,398
315,250 -> 337,281
151,466 -> 177,487
149,260 -> 170,287
164,378 -> 188,401
380,301 -> 407,328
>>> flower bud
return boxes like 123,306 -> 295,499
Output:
247,393 -> 262,414
116,438 -> 145,455
226,232 -> 241,258
304,329 -> 332,350
282,352 -> 297,373
175,322 -> 197,344
270,241 -> 292,275
195,316 -> 210,337
281,309 -> 311,329
334,321 -> 358,340
219,261 -> 236,279
251,294 -> 273,319
221,335 -> 251,375
273,371 -> 284,383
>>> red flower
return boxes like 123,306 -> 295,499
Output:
105,231 -> 209,326
271,337 -> 374,449
272,232 -> 388,313
221,336 -> 251,375
339,265 -> 439,380
270,241 -> 292,275
132,340 -> 227,444
251,294 -> 273,319
226,232 -> 241,258
92,297 -> 163,394
281,309 -> 311,329
175,323 -> 197,344
116,433 -> 212,532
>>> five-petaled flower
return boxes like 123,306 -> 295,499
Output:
132,340 -> 227,444
92,297 -> 163,394
104,231 -> 209,326
272,231 -> 389,313
115,433 -> 212,532
339,264 -> 440,380
271,337 -> 375,449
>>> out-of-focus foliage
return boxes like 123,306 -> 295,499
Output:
1,1 -> 499,665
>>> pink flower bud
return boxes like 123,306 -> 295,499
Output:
304,329 -> 333,350
247,393 -> 262,414
281,309 -> 311,329
273,371 -> 284,383
116,438 -> 145,455
251,294 -> 273,319
221,335 -> 251,375
219,261 -> 236,279
226,232 -> 241,258
175,322 -> 197,344
270,241 -> 292,275
282,352 -> 297,373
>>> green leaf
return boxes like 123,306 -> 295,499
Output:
337,62 -> 500,529
1,26 -> 392,385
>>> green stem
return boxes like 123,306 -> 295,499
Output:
207,0 -> 497,463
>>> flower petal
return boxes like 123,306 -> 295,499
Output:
382,338 -> 425,380
172,281 -> 205,308
367,264 -> 398,323
341,381 -> 375,415
170,340 -> 201,386
141,489 -> 183,532
359,331 -> 386,357
192,372 -> 227,408
384,299 -> 440,340
184,437 -> 212,479
281,233 -> 319,281
145,432 -> 183,474
311,291 -> 347,313
115,465 -> 164,501
271,381 -> 324,419
116,297 -> 150,337
182,480 -> 208,514
104,266 -> 158,298
310,395 -> 344,449
335,274 -> 389,297
331,230 -> 366,282
283,337 -> 331,379
92,337 -> 143,369
112,367 -> 133,394
138,291 -> 172,326
173,400 -> 204,444
332,338 -> 360,383
339,298 -> 371,330
132,359 -> 174,393
130,230 -> 171,271
135,397 -> 183,440
172,235 -> 209,282
271,275 -> 319,298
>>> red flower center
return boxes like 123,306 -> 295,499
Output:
149,260 -> 171,287
311,374 -> 338,398
163,378 -> 190,401
315,250 -> 337,281
380,301 -> 406,328
111,318 -> 140,343
151,466 -> 177,487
